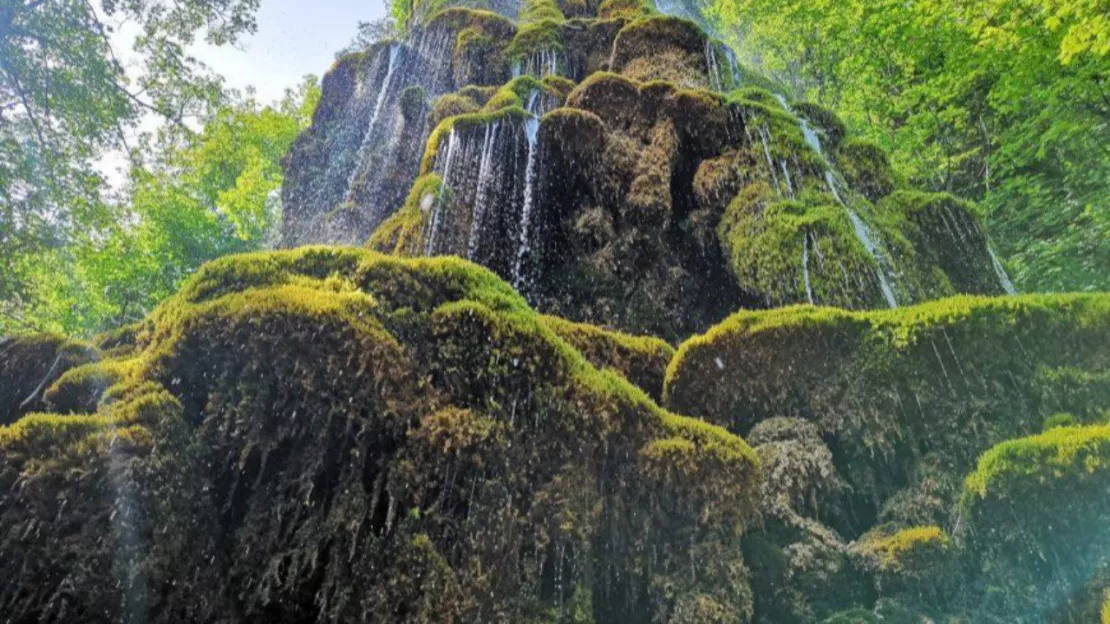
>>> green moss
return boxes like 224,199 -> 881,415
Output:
541,74 -> 576,97
539,314 -> 674,400
666,293 -> 1110,523
597,0 -> 649,19
420,106 -> 531,174
368,174 -> 445,256
399,85 -> 427,121
505,20 -> 564,60
456,84 -> 498,104
791,101 -> 847,150
424,7 -> 516,41
519,0 -> 566,25
879,190 -> 999,297
962,423 -> 1110,505
718,183 -> 892,308
608,16 -> 710,86
835,138 -> 896,201
43,357 -> 139,414
477,75 -> 563,113
859,526 -> 949,572
0,334 -> 95,424
1044,412 -> 1079,430
430,93 -> 480,126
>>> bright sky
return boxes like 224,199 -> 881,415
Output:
189,0 -> 389,103
98,0 -> 388,185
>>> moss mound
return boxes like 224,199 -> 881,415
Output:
666,293 -> 1110,517
0,247 -> 761,623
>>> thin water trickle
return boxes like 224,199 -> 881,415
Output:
777,92 -> 899,307
988,246 -> 1018,295
467,122 -> 502,259
512,90 -> 545,289
343,43 -> 402,205
705,40 -> 723,92
425,128 -> 458,255
802,233 -> 815,304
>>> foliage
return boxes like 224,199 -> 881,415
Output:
0,0 -> 262,317
708,0 -> 1110,292
2,79 -> 320,335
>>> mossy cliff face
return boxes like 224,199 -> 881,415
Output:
664,293 -> 1110,622
0,247 -> 761,623
303,0 -> 1016,340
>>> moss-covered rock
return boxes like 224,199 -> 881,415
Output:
539,314 -> 674,399
0,334 -> 95,425
666,294 -> 1110,525
959,424 -> 1110,620
609,16 -> 710,88
0,247 -> 761,623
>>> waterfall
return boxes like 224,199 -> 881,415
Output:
722,45 -> 743,87
513,49 -> 562,78
758,126 -> 780,189
425,128 -> 458,255
705,40 -> 743,92
467,122 -> 503,260
285,26 -> 460,245
512,90 -> 546,289
780,160 -> 794,197
988,246 -> 1018,295
802,233 -> 815,304
705,40 -> 723,92
342,43 -> 401,205
776,93 -> 899,308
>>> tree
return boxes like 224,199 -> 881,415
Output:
709,0 -> 1110,292
3,78 -> 320,335
0,0 -> 261,315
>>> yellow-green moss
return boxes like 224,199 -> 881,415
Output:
420,106 -> 531,174
505,20 -> 565,60
430,93 -> 480,126
718,183 -> 891,308
962,423 -> 1110,505
666,293 -> 1110,524
540,314 -> 674,400
368,174 -> 445,256
0,334 -> 96,424
859,526 -> 949,572
835,138 -> 897,201
597,0 -> 649,19
43,357 -> 140,414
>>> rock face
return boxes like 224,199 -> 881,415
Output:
285,0 -> 1012,340
3,0 -> 1109,623
0,248 -> 760,623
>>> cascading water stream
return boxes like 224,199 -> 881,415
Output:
343,43 -> 401,205
425,128 -> 458,255
988,246 -> 1018,295
467,122 -> 503,260
513,49 -> 561,78
802,233 -> 815,304
705,40 -> 723,92
512,89 -> 546,289
774,94 -> 900,308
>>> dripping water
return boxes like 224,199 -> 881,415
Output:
512,89 -> 546,289
425,128 -> 458,255
802,232 -> 815,304
988,246 -> 1018,295
705,40 -> 723,92
467,122 -> 503,260
775,93 -> 899,307
342,43 -> 401,206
